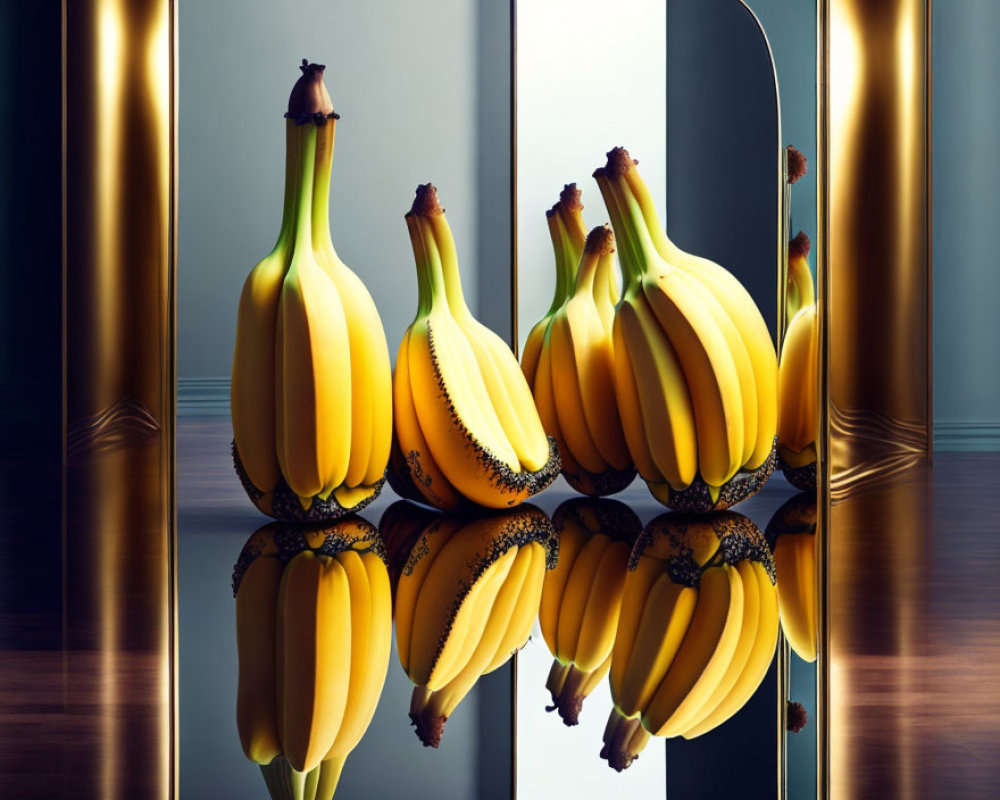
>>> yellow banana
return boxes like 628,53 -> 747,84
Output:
777,304 -> 818,490
786,232 -> 815,324
620,151 -> 778,473
766,491 -> 818,663
522,184 -> 587,388
524,193 -> 633,497
602,511 -> 776,768
595,148 -> 777,512
391,186 -> 559,509
232,62 -> 389,522
410,540 -> 547,747
235,554 -> 284,765
233,515 -> 392,799
395,506 -> 555,697
540,499 -> 643,723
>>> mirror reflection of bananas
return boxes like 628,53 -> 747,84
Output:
601,512 -> 778,771
231,62 -> 391,522
390,504 -> 555,747
765,492 -> 818,662
387,185 -> 560,510
233,517 -> 392,799
521,187 -> 636,497
539,499 -> 641,725
777,229 -> 818,492
594,148 -> 778,514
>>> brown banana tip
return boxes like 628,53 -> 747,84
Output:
789,230 -> 811,259
787,701 -> 808,733
585,224 -> 615,254
786,145 -> 807,183
285,58 -> 338,124
407,183 -> 444,218
597,146 -> 638,178
546,183 -> 583,218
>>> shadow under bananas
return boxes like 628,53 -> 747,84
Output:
232,516 -> 392,800
379,501 -> 556,749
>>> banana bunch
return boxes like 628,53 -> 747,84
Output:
388,184 -> 560,509
601,511 -> 778,771
231,61 -> 392,522
594,148 -> 778,513
393,504 -> 554,746
777,232 -> 818,491
766,492 -> 818,663
539,498 -> 641,725
233,516 -> 392,800
521,188 -> 633,497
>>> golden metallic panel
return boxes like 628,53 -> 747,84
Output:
824,0 -> 931,501
62,0 -> 176,797
819,2 -> 931,798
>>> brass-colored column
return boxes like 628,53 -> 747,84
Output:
819,2 -> 931,798
62,0 -> 176,797
822,0 -> 931,501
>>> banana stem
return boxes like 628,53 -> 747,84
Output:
545,213 -> 579,314
271,119 -> 302,257
595,172 -> 649,288
311,120 -> 338,260
573,250 -> 601,298
427,212 -> 474,321
315,756 -> 347,800
406,213 -> 448,313
290,124 -> 319,255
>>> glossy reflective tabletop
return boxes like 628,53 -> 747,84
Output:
5,421 -> 1000,798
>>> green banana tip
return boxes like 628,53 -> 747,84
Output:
407,183 -> 444,218
786,145 -> 807,183
593,146 -> 637,179
285,58 -> 339,125
789,231 -> 811,259
546,183 -> 584,218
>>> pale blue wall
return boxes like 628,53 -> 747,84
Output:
178,0 -> 510,382
932,1 -> 1000,439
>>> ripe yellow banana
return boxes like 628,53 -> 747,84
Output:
410,539 -> 548,746
595,148 -> 778,513
392,506 -> 554,746
521,185 -> 588,387
390,185 -> 559,509
233,515 -> 392,799
786,232 -> 816,324
523,194 -> 633,497
602,511 -> 777,769
766,491 -> 818,663
539,498 -> 641,725
777,303 -> 818,491
777,245 -> 818,491
231,61 -> 390,522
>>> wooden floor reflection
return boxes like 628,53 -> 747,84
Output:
829,453 -> 1000,798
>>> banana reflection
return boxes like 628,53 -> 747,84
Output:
602,512 -> 778,771
233,516 -> 392,800
380,502 -> 555,748
765,491 -> 818,662
539,498 -> 641,726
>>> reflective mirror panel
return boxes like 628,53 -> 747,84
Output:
177,1 -> 515,797
516,0 -> 796,797
742,2 -> 820,797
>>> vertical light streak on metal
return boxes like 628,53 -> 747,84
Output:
94,8 -> 125,797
